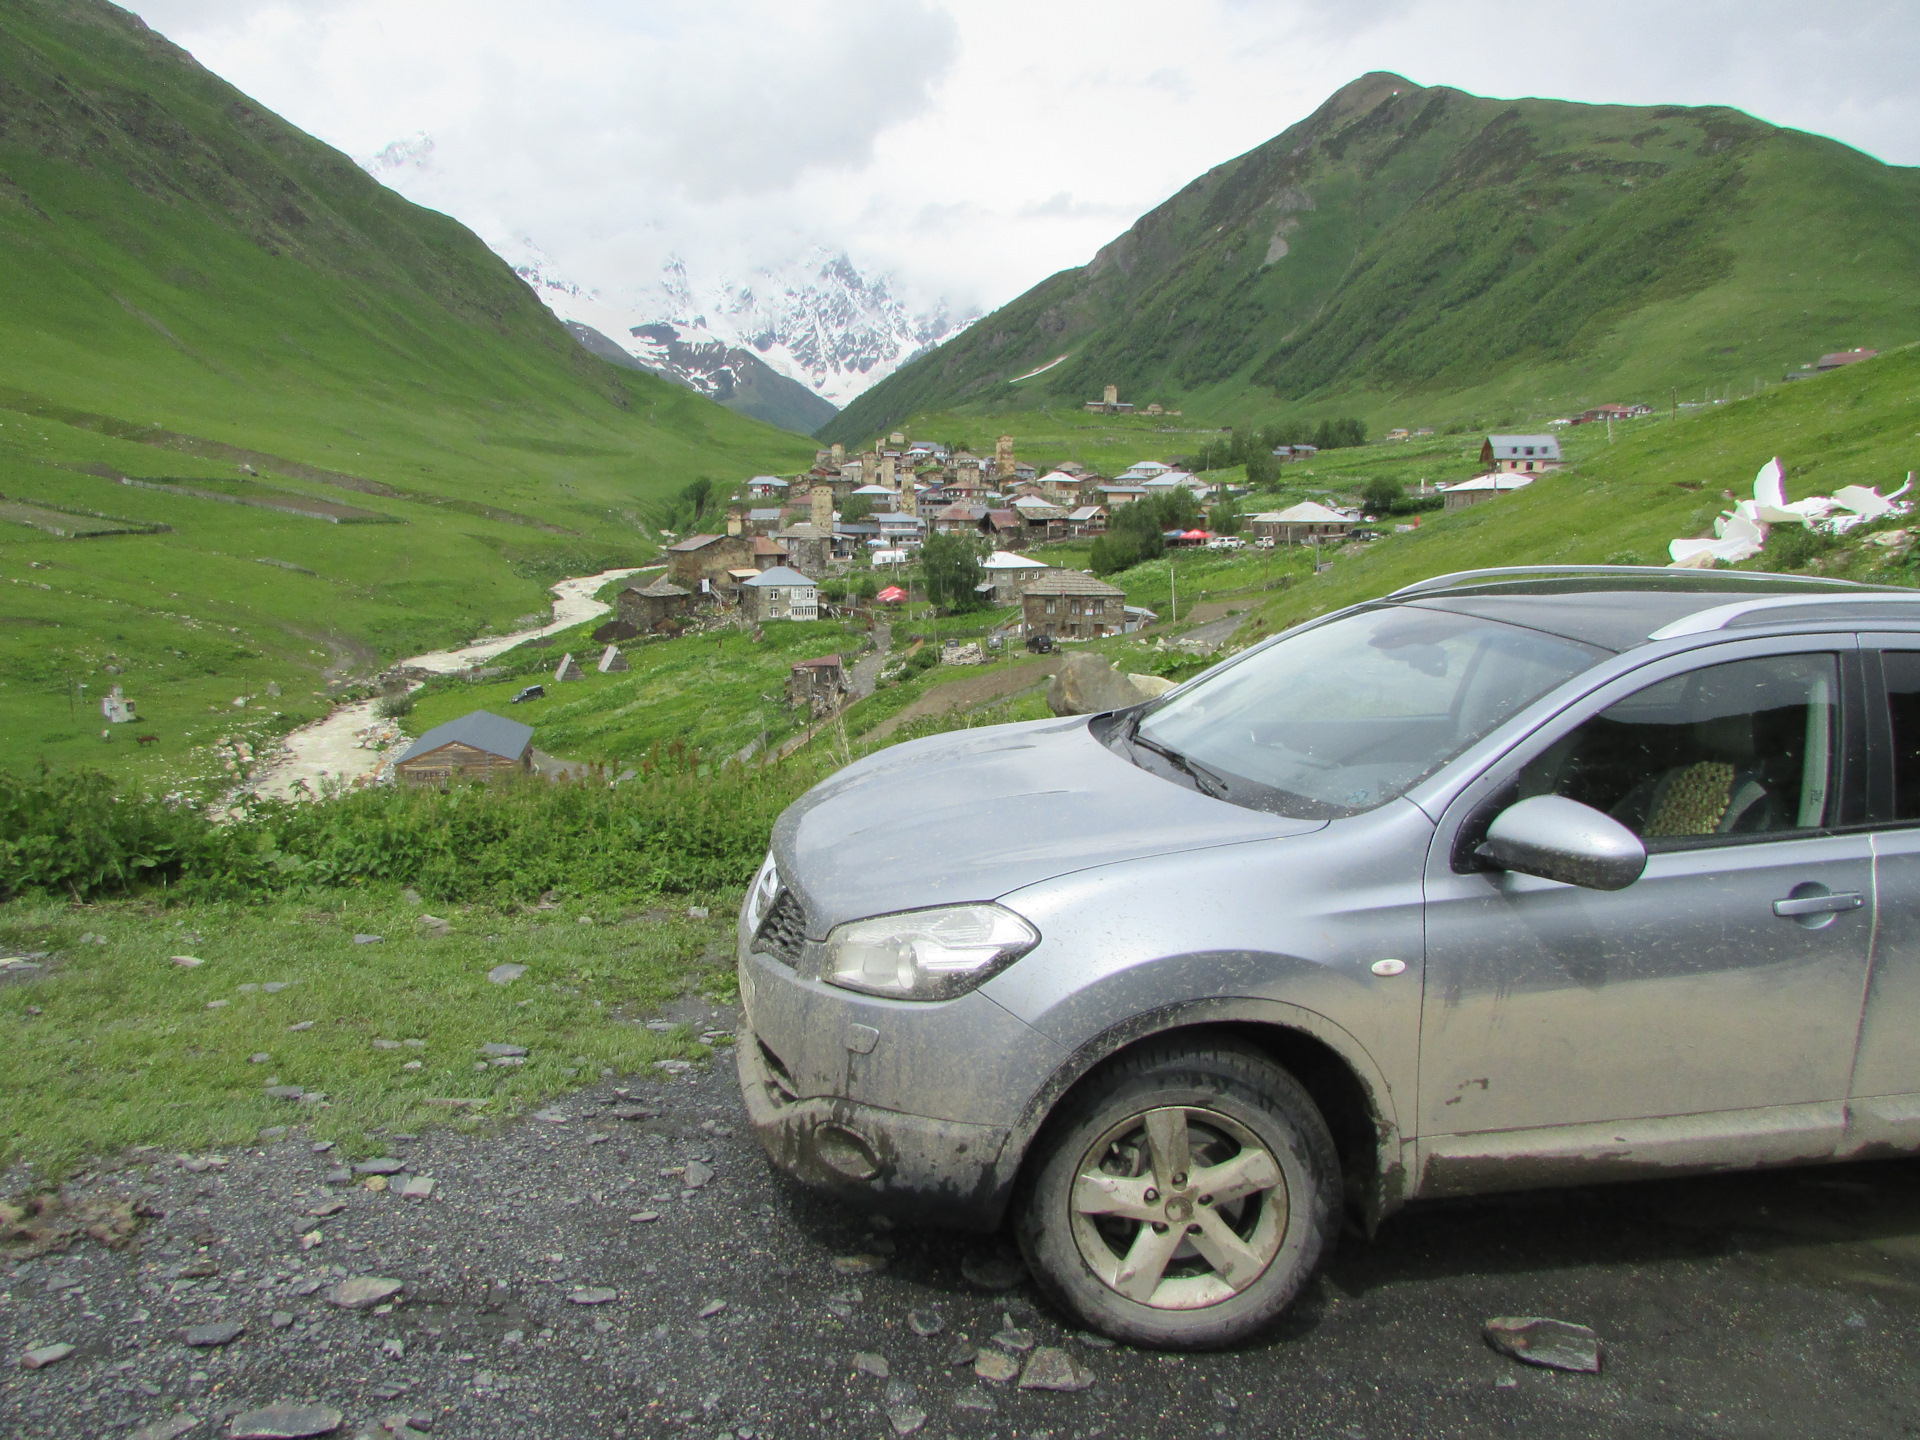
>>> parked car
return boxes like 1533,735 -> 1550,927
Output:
736,565 -> 1920,1347
510,684 -> 545,704
1025,631 -> 1055,654
1252,537 -> 1276,550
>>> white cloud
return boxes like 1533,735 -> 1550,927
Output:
128,0 -> 1920,327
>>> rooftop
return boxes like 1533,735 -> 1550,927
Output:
743,566 -> 817,587
627,575 -> 691,598
1021,570 -> 1126,598
396,710 -> 533,766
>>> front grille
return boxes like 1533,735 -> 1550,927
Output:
753,888 -> 806,967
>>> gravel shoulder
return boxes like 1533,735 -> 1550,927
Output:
7,1026 -> 1920,1440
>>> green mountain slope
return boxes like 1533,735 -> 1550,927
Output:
0,0 -> 812,782
1241,344 -> 1920,639
824,74 -> 1920,442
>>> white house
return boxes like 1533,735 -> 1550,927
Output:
746,476 -> 790,499
741,566 -> 819,621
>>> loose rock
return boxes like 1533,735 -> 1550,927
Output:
952,1386 -> 996,1413
325,1276 -> 404,1310
487,964 -> 527,986
973,1350 -> 1019,1383
886,1405 -> 926,1435
1483,1316 -> 1602,1373
1019,1346 -> 1094,1391
682,1160 -> 714,1190
227,1402 -> 345,1438
479,1043 -> 527,1057
907,1309 -> 945,1337
129,1417 -> 200,1440
170,955 -> 204,968
568,1287 -> 617,1306
832,1253 -> 887,1276
960,1254 -> 1026,1291
352,935 -> 384,945
19,1342 -> 74,1369
264,1086 -> 305,1101
852,1351 -> 890,1378
354,1158 -> 405,1175
183,1320 -> 245,1347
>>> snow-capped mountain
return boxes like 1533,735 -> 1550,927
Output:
502,239 -> 972,415
645,251 -> 974,410
357,133 -> 972,428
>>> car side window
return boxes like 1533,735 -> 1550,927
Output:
1880,651 -> 1920,819
1515,653 -> 1840,845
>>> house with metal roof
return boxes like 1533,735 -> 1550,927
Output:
1247,502 -> 1356,545
1442,473 -> 1534,511
741,566 -> 819,622
1480,435 -> 1564,473
393,711 -> 533,787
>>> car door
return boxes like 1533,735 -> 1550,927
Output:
1418,636 -> 1874,1194
1847,642 -> 1920,1151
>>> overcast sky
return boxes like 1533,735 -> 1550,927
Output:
128,0 -> 1919,316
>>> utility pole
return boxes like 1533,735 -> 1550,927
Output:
1170,555 -> 1177,626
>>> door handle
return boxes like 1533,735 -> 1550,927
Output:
1772,891 -> 1864,917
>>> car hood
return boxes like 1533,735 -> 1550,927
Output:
772,714 -> 1324,934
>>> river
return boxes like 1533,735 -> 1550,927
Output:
242,566 -> 646,801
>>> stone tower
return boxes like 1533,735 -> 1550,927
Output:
995,434 -> 1015,475
900,481 -> 918,518
880,454 -> 897,491
1103,384 -> 1119,408
830,442 -> 845,464
810,483 -> 834,532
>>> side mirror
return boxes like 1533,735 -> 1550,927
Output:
1476,795 -> 1647,891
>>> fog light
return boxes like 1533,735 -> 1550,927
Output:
813,1124 -> 882,1181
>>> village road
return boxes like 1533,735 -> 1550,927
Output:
847,624 -> 892,701
243,568 -> 644,801
8,1011 -> 1920,1440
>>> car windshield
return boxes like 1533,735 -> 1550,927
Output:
1126,604 -> 1605,819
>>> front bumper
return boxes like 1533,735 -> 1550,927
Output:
735,1020 -> 1013,1229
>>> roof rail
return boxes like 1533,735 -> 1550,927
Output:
1647,591 -> 1920,640
1388,565 -> 1878,599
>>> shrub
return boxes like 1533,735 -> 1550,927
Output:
375,692 -> 416,719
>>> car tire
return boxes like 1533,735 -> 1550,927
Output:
1014,1036 -> 1339,1350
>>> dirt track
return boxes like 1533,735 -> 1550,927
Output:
867,657 -> 1062,741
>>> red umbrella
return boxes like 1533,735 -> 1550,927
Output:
876,586 -> 906,604
1183,529 -> 1209,540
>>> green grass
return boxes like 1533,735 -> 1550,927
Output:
0,890 -> 738,1175
403,617 -> 874,765
0,0 -> 815,787
1244,345 -> 1920,637
826,75 -> 1920,446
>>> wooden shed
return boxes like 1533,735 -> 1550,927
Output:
393,710 -> 534,787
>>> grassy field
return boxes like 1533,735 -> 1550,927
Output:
401,615 -> 876,767
0,890 -> 734,1175
1244,346 -> 1920,637
0,1 -> 815,789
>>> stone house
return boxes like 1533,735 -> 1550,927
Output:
1247,502 -> 1355,545
1067,505 -> 1108,536
1441,474 -> 1534,511
665,533 -> 756,593
1021,571 -> 1128,641
741,566 -> 819,622
787,654 -> 846,715
616,575 -> 694,629
394,711 -> 533,787
980,550 -> 1053,604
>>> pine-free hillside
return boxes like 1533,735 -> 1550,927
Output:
0,0 -> 813,782
824,73 -> 1920,442
1239,344 -> 1920,640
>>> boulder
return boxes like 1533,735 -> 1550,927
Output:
1045,654 -> 1172,716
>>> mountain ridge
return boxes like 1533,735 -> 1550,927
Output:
823,74 -> 1920,442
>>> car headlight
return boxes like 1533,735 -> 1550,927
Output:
744,852 -> 779,935
823,904 -> 1039,1001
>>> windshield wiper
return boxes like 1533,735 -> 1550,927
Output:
1129,729 -> 1231,800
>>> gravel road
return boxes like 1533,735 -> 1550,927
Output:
6,1005 -> 1920,1440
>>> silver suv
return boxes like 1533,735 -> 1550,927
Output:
736,567 -> 1920,1348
